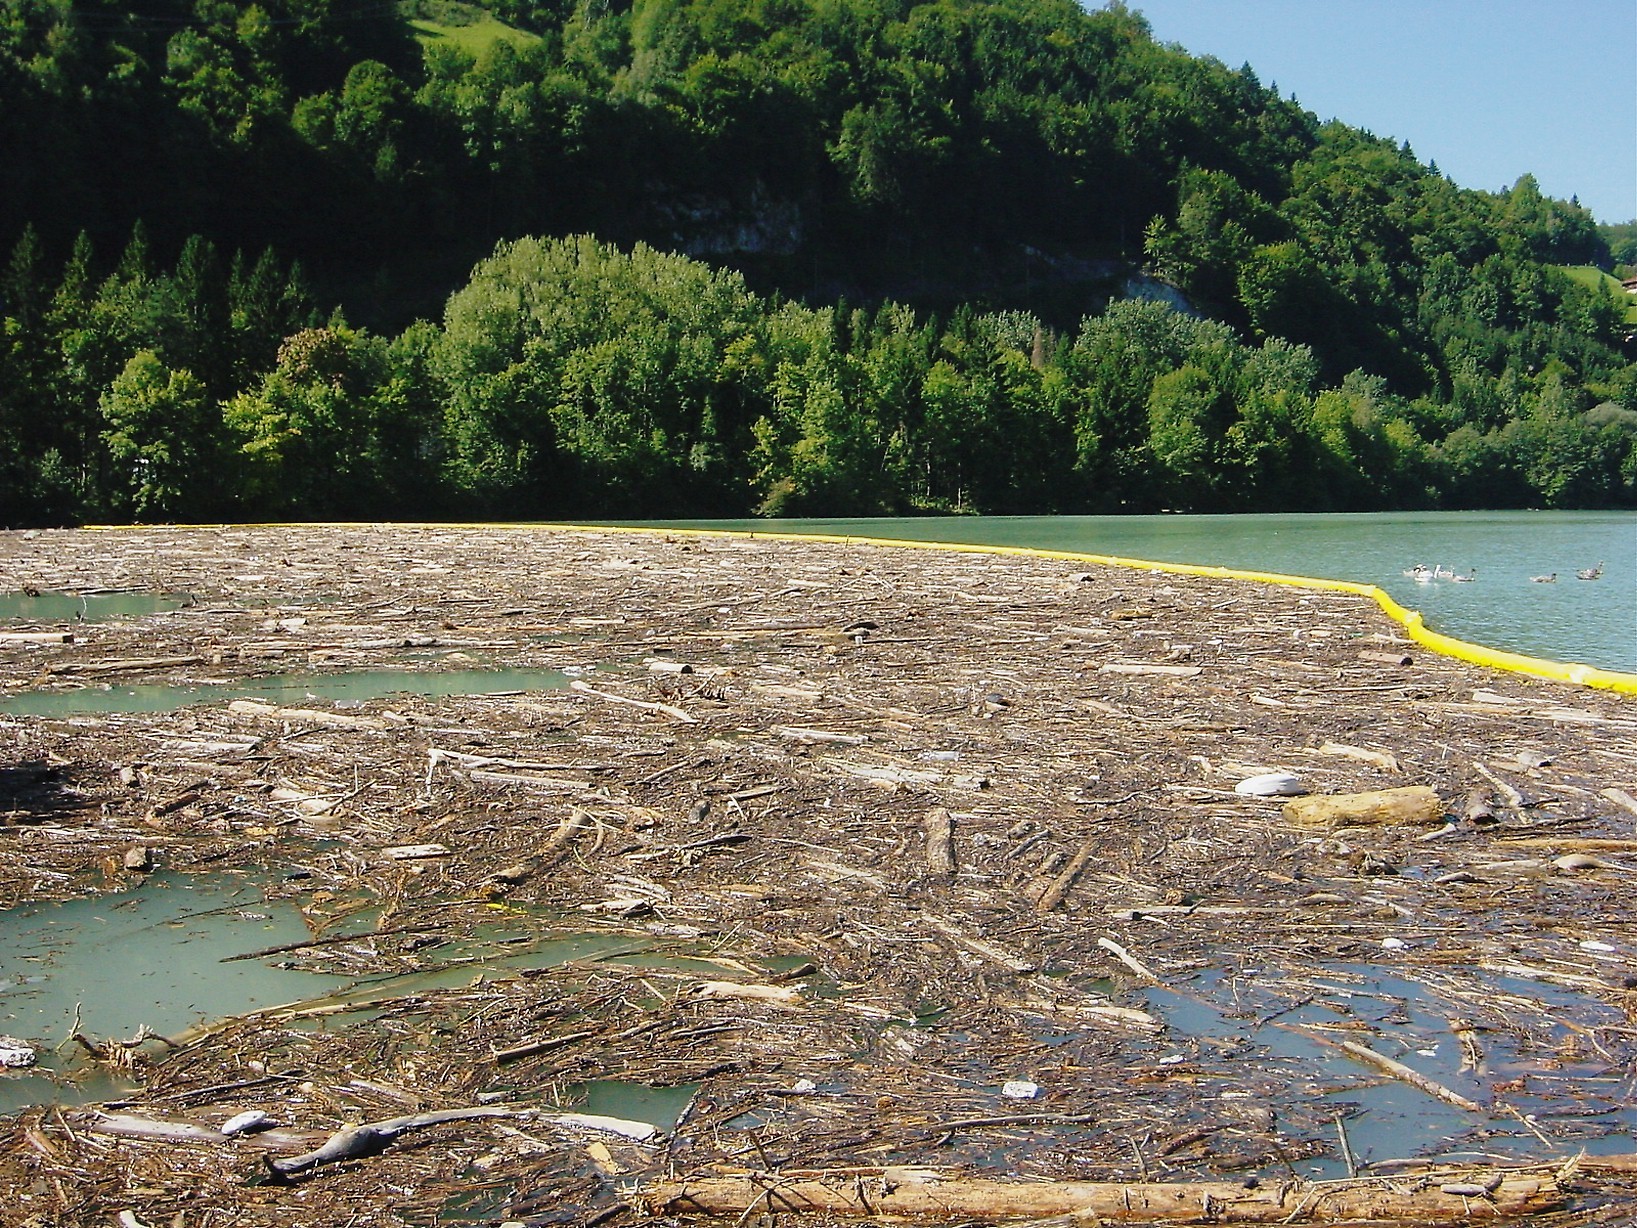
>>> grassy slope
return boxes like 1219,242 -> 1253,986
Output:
409,15 -> 540,55
1558,264 -> 1637,324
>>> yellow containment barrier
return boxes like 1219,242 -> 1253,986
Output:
84,520 -> 1637,696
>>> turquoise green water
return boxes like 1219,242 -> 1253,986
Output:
0,591 -> 192,621
0,871 -> 352,1112
0,871 -> 696,1113
0,667 -> 573,716
634,512 -> 1637,674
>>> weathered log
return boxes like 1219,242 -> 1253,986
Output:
265,1124 -> 396,1177
834,762 -> 943,786
488,808 -> 594,890
227,698 -> 390,730
1098,661 -> 1203,677
1316,742 -> 1402,773
1282,786 -> 1442,829
220,921 -> 442,964
920,916 -> 1035,973
1034,839 -> 1097,912
46,654 -> 204,674
492,1028 -> 600,1065
265,1107 -> 530,1177
775,725 -> 870,745
1289,1028 -> 1484,1113
689,980 -> 803,1007
1097,935 -> 1162,984
465,769 -> 593,791
0,630 -> 74,644
538,1111 -> 660,1142
427,748 -> 613,774
80,1112 -> 245,1144
1471,761 -> 1525,807
1601,787 -> 1637,817
645,657 -> 695,673
570,679 -> 696,723
639,1166 -> 1566,1223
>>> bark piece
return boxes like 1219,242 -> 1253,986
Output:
1282,786 -> 1442,829
922,806 -> 956,879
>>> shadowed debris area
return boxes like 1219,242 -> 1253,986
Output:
0,524 -> 1634,1227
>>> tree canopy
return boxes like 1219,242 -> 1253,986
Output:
1,0 -> 1633,524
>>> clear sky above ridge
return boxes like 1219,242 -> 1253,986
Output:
1123,0 -> 1637,225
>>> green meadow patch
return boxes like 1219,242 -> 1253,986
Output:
1558,264 -> 1637,325
410,14 -> 540,55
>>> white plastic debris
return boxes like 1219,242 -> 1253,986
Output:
1380,937 -> 1409,950
382,843 -> 451,860
0,1035 -> 37,1068
789,1078 -> 819,1094
1001,1080 -> 1041,1100
1580,940 -> 1617,953
1234,772 -> 1306,797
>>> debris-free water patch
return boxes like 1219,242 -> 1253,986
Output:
565,1079 -> 699,1132
0,590 -> 194,623
0,667 -> 574,716
0,871 -> 353,1113
0,875 -> 690,1113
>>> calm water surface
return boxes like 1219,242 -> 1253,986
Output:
0,666 -> 574,717
637,511 -> 1636,674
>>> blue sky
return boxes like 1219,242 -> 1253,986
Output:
1123,0 -> 1637,224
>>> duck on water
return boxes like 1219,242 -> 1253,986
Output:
1403,564 -> 1476,582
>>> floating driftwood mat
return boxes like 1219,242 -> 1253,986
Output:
0,523 -> 1635,1226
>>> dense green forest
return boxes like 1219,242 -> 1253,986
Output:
2,0 -> 1635,525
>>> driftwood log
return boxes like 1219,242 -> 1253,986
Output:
265,1106 -> 656,1178
641,1166 -> 1568,1224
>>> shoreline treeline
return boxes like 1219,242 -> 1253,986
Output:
1,0 -> 1634,524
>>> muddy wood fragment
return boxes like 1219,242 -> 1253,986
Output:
1357,649 -> 1413,665
922,806 -> 955,879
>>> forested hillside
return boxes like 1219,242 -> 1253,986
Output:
2,0 -> 1634,524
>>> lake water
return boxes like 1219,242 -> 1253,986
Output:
0,591 -> 193,621
0,667 -> 574,717
635,512 -> 1636,675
